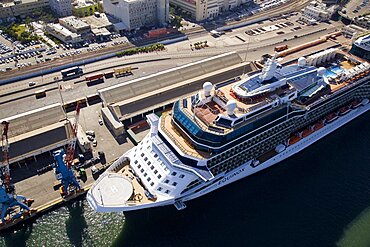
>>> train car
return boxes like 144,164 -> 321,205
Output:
85,73 -> 104,82
61,67 -> 83,80
114,67 -> 132,77
35,89 -> 46,99
104,71 -> 115,78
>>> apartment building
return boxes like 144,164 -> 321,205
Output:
103,0 -> 169,30
49,0 -> 72,17
59,15 -> 91,34
0,0 -> 49,20
170,0 -> 243,21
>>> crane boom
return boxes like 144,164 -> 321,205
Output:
1,121 -> 10,187
65,102 -> 81,168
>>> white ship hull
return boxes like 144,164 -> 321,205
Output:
87,101 -> 369,212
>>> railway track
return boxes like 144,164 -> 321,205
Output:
0,0 -> 313,81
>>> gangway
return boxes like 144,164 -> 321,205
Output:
174,200 -> 187,210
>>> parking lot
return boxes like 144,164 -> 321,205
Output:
343,0 -> 370,18
0,31 -> 130,72
186,12 -> 339,48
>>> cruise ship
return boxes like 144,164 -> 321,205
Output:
87,49 -> 370,212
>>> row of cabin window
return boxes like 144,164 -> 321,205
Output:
134,159 -> 186,181
157,187 -> 170,194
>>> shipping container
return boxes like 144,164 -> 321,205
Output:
85,73 -> 104,81
114,67 -> 132,77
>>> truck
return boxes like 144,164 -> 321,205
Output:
274,44 -> 288,52
210,30 -> 226,38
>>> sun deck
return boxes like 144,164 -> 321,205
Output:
159,52 -> 369,160
181,83 -> 278,130
161,111 -> 210,159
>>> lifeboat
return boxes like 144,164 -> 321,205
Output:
339,106 -> 351,116
325,113 -> 338,124
351,100 -> 361,109
288,135 -> 301,146
302,128 -> 313,138
313,121 -> 324,131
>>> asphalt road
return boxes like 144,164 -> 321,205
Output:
0,15 -> 343,120
0,0 -> 313,81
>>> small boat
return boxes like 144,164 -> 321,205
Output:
338,106 -> 351,116
351,100 -> 361,109
288,135 -> 301,146
302,128 -> 313,138
313,121 -> 324,131
325,113 -> 338,124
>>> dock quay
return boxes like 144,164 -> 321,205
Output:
0,158 -> 116,232
0,32 -> 349,231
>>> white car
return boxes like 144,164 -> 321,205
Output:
28,81 -> 36,87
92,139 -> 97,147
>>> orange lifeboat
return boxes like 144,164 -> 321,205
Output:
302,128 -> 313,138
313,121 -> 324,131
288,135 -> 301,146
325,113 -> 338,124
339,106 -> 351,116
351,100 -> 361,109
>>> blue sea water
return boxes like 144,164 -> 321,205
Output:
1,112 -> 369,247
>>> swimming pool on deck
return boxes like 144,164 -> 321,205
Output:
324,65 -> 344,79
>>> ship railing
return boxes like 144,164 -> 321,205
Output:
309,73 -> 369,109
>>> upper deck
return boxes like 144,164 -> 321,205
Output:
160,50 -> 370,159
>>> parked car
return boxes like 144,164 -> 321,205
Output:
86,130 -> 95,137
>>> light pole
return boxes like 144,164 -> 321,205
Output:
55,77 -> 67,120
242,36 -> 252,76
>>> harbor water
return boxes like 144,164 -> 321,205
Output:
0,112 -> 369,247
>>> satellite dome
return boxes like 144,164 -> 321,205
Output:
317,67 -> 326,77
203,81 -> 213,97
298,57 -> 306,67
226,100 -> 237,116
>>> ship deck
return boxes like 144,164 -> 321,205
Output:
162,112 -> 210,159
161,52 -> 368,160
182,84 -> 276,130
91,162 -> 156,208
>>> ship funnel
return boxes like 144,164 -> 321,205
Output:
203,82 -> 213,97
298,57 -> 306,67
226,100 -> 237,116
317,67 -> 326,77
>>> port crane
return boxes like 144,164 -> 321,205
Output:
0,121 -> 32,223
53,103 -> 81,197
1,121 -> 11,189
